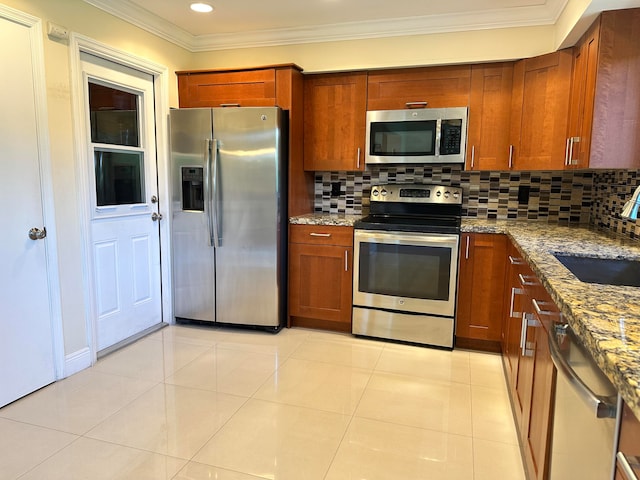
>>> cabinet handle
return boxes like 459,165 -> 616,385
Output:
309,232 -> 331,237
508,255 -> 524,265
345,250 -> 349,272
470,145 -> 475,169
565,138 -> 571,166
405,101 -> 428,108
508,145 -> 514,169
509,287 -> 524,318
357,147 -> 361,169
518,273 -> 537,287
520,312 -> 529,354
617,452 -> 640,480
569,136 -> 580,166
532,298 -> 553,316
465,236 -> 470,259
219,103 -> 240,107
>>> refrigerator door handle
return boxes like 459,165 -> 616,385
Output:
204,138 -> 216,247
211,138 -> 221,248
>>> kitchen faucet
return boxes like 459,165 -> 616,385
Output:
621,184 -> 640,220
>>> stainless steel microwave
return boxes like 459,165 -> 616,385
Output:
365,107 -> 468,165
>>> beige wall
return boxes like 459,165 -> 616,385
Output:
190,25 -> 558,73
3,0 -> 191,356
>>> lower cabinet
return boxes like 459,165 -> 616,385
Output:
501,236 -> 557,480
456,233 -> 507,351
288,224 -> 353,332
616,402 -> 640,480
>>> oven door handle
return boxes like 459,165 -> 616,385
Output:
354,230 -> 460,248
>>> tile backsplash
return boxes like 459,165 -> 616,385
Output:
314,166 -> 640,240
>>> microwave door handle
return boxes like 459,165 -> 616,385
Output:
435,118 -> 442,157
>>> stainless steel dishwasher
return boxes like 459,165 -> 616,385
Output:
548,323 -> 620,480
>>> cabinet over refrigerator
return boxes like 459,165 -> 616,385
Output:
169,107 -> 287,330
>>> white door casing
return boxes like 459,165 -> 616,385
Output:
70,36 -> 172,359
0,5 -> 63,407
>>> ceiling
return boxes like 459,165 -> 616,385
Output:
82,0 -> 638,52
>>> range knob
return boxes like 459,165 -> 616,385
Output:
380,188 -> 388,196
372,189 -> 379,197
453,191 -> 460,199
436,190 -> 442,197
444,191 -> 450,198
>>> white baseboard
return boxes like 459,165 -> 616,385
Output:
63,347 -> 91,377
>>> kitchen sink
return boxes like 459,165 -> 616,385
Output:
554,254 -> 640,287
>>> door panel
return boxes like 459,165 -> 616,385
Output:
81,53 -> 162,352
0,12 -> 56,407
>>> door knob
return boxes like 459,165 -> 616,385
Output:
28,227 -> 47,240
151,212 -> 163,221
150,195 -> 158,204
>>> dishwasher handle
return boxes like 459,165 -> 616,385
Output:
548,327 -> 618,419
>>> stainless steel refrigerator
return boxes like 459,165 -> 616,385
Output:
169,107 -> 287,330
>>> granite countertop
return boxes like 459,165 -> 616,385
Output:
291,214 -> 640,418
289,213 -> 362,227
463,219 -> 640,419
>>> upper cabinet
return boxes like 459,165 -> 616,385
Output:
303,72 -> 367,172
366,65 -> 471,110
177,67 -> 279,108
509,50 -> 574,171
467,63 -> 514,170
569,9 -> 640,169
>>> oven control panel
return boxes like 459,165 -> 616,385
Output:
369,184 -> 462,205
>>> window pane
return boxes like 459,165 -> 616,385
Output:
89,82 -> 139,147
94,149 -> 145,206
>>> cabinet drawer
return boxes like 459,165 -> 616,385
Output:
290,224 -> 353,246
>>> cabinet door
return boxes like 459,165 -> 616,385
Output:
289,242 -> 353,325
467,63 -> 514,170
566,20 -> 600,169
616,402 -> 640,480
303,72 -> 366,171
177,69 -> 276,108
510,50 -> 573,170
456,233 -> 507,347
502,242 -> 527,389
367,65 -> 471,110
590,9 -> 640,169
522,289 -> 557,480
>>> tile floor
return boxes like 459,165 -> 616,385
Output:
0,325 -> 525,480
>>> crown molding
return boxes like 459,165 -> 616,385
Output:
84,0 -> 569,52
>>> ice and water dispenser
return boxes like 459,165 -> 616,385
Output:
181,167 -> 204,211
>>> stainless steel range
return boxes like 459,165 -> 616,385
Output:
352,184 -> 462,349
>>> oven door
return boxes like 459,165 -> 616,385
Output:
353,229 -> 459,317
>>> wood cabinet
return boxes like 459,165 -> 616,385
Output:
566,20 -> 600,169
573,9 -> 640,169
289,224 -> 353,332
303,72 -> 367,172
456,233 -> 507,351
616,402 -> 640,479
501,237 -> 557,480
177,67 -> 278,108
520,283 -> 557,480
467,63 -> 514,170
367,65 -> 471,110
502,241 -> 528,390
509,50 -> 574,171
175,64 -> 313,217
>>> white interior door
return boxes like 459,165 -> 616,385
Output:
80,53 -> 162,352
0,10 -> 56,407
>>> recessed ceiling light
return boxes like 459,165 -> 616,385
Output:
190,3 -> 214,13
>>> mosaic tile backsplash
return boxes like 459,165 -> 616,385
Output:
314,166 -> 640,240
